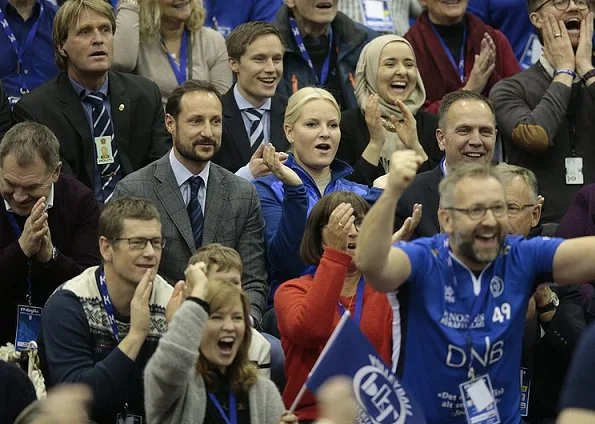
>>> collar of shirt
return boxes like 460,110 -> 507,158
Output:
168,149 -> 210,207
233,83 -> 272,112
69,74 -> 109,99
4,183 -> 55,213
539,56 -> 581,83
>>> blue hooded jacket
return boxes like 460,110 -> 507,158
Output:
254,155 -> 381,306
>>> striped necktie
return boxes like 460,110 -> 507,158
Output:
244,108 -> 265,149
83,92 -> 120,203
187,175 -> 204,249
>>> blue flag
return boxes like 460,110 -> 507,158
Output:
299,311 -> 426,424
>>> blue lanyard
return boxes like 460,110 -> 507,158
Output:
0,1 -> 45,94
207,391 -> 237,424
431,23 -> 467,83
337,276 -> 365,326
163,29 -> 189,86
95,267 -> 121,343
288,16 -> 333,86
444,244 -> 491,378
7,212 -> 33,303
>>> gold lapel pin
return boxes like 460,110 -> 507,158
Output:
119,104 -> 125,111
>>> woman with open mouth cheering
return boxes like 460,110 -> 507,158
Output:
338,34 -> 441,186
112,0 -> 231,106
253,87 -> 382,338
144,262 -> 297,424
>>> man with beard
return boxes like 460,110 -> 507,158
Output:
112,80 -> 268,327
356,152 -> 595,424
490,1 -> 595,223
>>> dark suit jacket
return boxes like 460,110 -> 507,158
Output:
214,88 -> 289,174
0,81 -> 11,140
112,154 -> 269,324
338,108 -> 443,186
395,164 -> 442,237
0,174 -> 101,345
522,284 -> 585,421
12,71 -> 171,189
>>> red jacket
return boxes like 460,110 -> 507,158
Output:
405,12 -> 521,114
275,247 -> 393,421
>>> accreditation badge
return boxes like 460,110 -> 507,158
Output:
95,136 -> 115,165
459,374 -> 500,424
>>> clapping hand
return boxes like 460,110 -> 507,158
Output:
364,94 -> 387,148
464,32 -> 496,93
263,144 -> 302,186
392,203 -> 422,243
249,143 -> 289,179
18,197 -> 49,258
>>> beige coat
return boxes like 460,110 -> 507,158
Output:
113,3 -> 232,106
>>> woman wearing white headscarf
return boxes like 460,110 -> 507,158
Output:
337,35 -> 442,186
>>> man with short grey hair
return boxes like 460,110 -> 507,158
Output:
0,121 -> 100,347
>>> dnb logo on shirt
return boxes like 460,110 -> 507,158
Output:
352,355 -> 414,424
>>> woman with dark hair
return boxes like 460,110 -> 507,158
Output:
144,263 -> 296,424
274,191 -> 393,423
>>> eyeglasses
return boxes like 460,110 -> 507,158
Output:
534,0 -> 592,12
114,237 -> 166,250
506,202 -> 536,217
443,204 -> 508,220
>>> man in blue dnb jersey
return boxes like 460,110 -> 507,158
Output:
356,150 -> 595,424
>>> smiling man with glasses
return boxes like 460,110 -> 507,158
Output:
490,0 -> 595,224
357,152 -> 595,423
38,197 -> 178,424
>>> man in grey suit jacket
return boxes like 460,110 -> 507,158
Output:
112,80 -> 268,325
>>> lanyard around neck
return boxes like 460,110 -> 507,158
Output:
337,276 -> 365,326
207,390 -> 237,424
0,1 -> 45,94
431,22 -> 467,84
288,16 -> 333,86
163,29 -> 190,86
95,267 -> 121,343
7,212 -> 33,303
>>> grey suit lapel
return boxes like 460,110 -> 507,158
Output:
154,155 -> 195,251
203,164 -> 227,244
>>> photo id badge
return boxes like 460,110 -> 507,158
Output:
116,414 -> 142,424
15,305 -> 42,352
95,136 -> 115,165
565,157 -> 584,185
361,0 -> 395,33
520,367 -> 530,417
459,374 -> 501,424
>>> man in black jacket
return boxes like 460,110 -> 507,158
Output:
12,0 -> 170,204
395,90 -> 497,236
495,163 -> 585,423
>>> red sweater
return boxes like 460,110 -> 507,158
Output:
405,12 -> 521,114
274,248 -> 393,421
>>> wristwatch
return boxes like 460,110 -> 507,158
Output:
50,246 -> 58,261
536,291 -> 559,314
